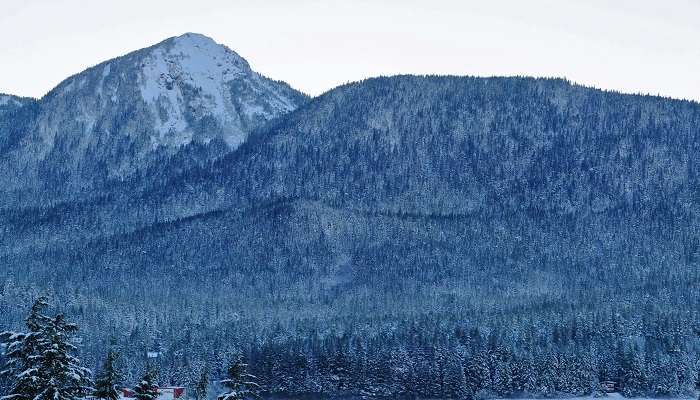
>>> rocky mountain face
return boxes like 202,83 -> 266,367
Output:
0,33 -> 307,201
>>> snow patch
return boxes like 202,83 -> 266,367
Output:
136,33 -> 300,148
138,33 -> 251,146
96,64 -> 112,98
241,103 -> 266,119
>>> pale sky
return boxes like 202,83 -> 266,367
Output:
1,0 -> 699,101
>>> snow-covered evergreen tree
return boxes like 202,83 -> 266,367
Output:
441,353 -> 467,399
218,359 -> 260,400
1,297 -> 92,400
194,367 -> 209,400
464,352 -> 490,398
133,367 -> 158,400
94,348 -> 122,400
0,297 -> 51,400
520,355 -> 538,395
621,349 -> 647,397
32,313 -> 94,400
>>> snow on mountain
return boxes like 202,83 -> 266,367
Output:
0,33 -> 308,196
137,33 -> 299,147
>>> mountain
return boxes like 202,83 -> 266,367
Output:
0,33 -> 307,201
2,69 -> 700,396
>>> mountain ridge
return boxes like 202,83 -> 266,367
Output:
140,75 -> 700,224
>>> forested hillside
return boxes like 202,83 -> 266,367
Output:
1,75 -> 700,398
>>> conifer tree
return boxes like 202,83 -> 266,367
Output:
37,314 -> 94,400
195,367 -> 209,400
621,350 -> 647,397
464,352 -> 490,399
94,348 -> 122,400
133,367 -> 159,400
218,359 -> 260,400
1,297 -> 93,400
440,352 -> 467,400
0,297 -> 51,400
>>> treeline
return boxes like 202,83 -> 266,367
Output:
3,298 -> 699,399
1,209 -> 699,398
8,307 -> 689,399
163,316 -> 700,399
244,338 -> 697,398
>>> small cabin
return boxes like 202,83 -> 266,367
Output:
600,380 -> 618,393
121,387 -> 186,400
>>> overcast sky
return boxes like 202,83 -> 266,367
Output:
1,0 -> 699,101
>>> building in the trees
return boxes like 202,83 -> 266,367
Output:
600,380 -> 619,393
121,387 -> 186,400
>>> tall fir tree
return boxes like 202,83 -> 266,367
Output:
621,349 -> 647,397
218,359 -> 260,400
441,353 -> 468,399
1,297 -> 93,400
0,297 -> 51,400
464,352 -> 490,399
195,367 -> 209,400
33,314 -> 94,400
94,348 -> 122,400
133,366 -> 159,400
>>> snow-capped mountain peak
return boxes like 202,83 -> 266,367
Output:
0,33 -> 308,194
140,33 -> 250,104
136,33 -> 301,147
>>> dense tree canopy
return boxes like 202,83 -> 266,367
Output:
1,76 -> 699,398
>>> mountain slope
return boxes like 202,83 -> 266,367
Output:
0,33 -> 307,200
2,76 -> 700,397
158,75 -> 699,223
